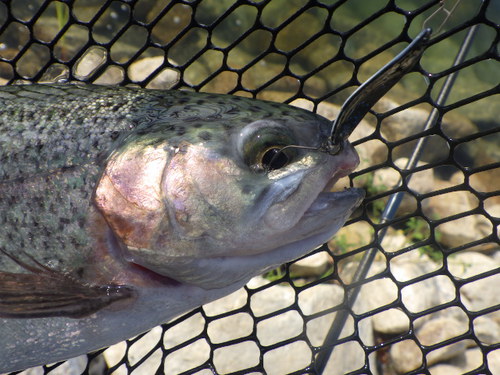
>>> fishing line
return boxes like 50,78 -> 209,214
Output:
423,0 -> 463,36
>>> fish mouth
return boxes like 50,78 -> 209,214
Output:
300,140 -> 364,222
261,139 -> 361,233
304,166 -> 363,217
294,172 -> 364,238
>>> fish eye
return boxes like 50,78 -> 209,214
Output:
246,137 -> 296,172
260,147 -> 289,171
237,121 -> 298,172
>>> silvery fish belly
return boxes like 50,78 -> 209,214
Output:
0,84 -> 363,372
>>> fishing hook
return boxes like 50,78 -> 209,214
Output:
265,28 -> 432,171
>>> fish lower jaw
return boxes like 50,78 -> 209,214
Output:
303,187 -> 365,217
105,175 -> 363,290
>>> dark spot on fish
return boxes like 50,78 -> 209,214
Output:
176,97 -> 191,105
74,117 -> 85,125
177,143 -> 189,154
60,217 -> 71,225
226,107 -> 241,115
34,196 -> 44,208
23,111 -> 35,121
169,110 -> 182,118
110,131 -> 120,140
95,151 -> 108,164
59,165 -> 77,174
75,267 -> 85,278
193,123 -> 203,128
241,184 -> 253,194
198,131 -> 211,141
177,127 -> 186,136
249,106 -> 263,112
77,217 -> 86,228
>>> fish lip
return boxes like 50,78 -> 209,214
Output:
263,139 -> 361,230
300,160 -> 364,220
322,139 -> 360,190
322,170 -> 349,192
303,188 -> 365,217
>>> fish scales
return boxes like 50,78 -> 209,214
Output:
0,85 -> 147,276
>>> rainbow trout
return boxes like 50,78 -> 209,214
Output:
0,84 -> 363,371
0,29 -> 430,372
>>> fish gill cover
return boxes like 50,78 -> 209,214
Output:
0,0 -> 498,374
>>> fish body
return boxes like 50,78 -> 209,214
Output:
0,84 -> 363,372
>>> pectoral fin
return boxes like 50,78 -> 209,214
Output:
0,250 -> 135,319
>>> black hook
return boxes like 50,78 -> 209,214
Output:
328,28 -> 432,151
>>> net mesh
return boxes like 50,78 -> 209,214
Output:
0,0 -> 499,374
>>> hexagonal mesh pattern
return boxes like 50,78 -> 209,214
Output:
0,0 -> 498,374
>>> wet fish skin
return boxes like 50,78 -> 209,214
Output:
0,84 -> 363,372
1,84 -> 150,279
0,84 -> 308,281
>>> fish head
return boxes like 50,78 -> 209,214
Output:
95,96 -> 364,289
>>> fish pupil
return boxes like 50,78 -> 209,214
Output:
262,147 -> 288,171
